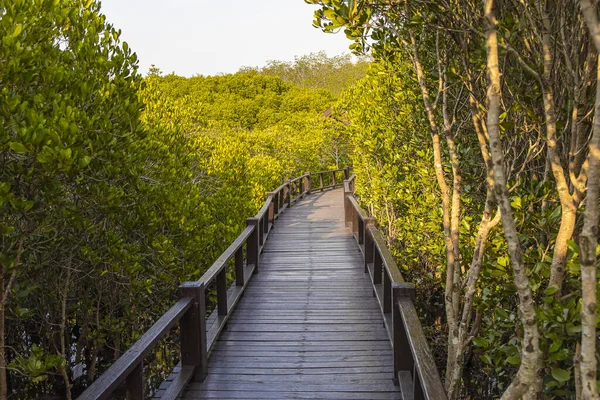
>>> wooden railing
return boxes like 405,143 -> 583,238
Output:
77,168 -> 349,400
344,174 -> 447,400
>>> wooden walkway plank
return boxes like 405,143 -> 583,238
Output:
180,189 -> 401,399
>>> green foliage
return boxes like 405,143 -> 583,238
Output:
336,60 -> 448,363
0,2 -> 359,397
241,51 -> 370,95
337,62 -> 442,273
308,0 -> 600,398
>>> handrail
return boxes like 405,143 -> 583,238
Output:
77,298 -> 194,400
199,225 -> 254,286
343,175 -> 447,400
77,167 -> 349,400
368,225 -> 405,284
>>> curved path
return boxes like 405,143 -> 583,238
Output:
178,189 -> 401,399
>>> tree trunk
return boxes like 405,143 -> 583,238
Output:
579,47 -> 600,400
576,3 -> 600,398
0,288 -> 6,400
0,239 -> 21,400
60,267 -> 72,400
405,28 -> 459,389
446,197 -> 500,400
537,1 -> 577,296
484,2 -> 542,398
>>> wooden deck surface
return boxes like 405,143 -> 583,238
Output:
180,189 -> 401,399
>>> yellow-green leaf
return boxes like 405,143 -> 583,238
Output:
9,142 -> 29,154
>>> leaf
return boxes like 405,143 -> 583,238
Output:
549,339 -> 562,353
510,196 -> 522,209
12,24 -> 23,38
506,355 -> 520,365
544,286 -> 559,296
9,142 -> 29,154
79,155 -> 92,168
551,368 -> 570,382
472,337 -> 489,348
36,147 -> 53,163
500,121 -> 515,130
480,354 -> 492,365
567,240 -> 580,254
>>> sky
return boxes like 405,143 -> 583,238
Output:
99,0 -> 353,77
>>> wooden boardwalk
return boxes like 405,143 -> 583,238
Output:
80,170 -> 445,400
181,189 -> 402,399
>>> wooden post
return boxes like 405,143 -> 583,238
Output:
235,247 -> 244,286
383,270 -> 392,314
392,283 -> 416,385
364,218 -> 376,273
373,250 -> 383,284
268,192 -> 278,220
125,362 -> 143,400
358,218 -> 365,245
332,170 -> 336,187
352,207 -> 359,238
178,281 -> 208,382
263,212 -> 269,237
284,180 -> 291,208
217,268 -> 228,316
305,172 -> 311,195
246,217 -> 260,273
343,166 -> 349,180
343,180 -> 353,227
258,216 -> 264,246
279,189 -> 283,211
319,173 -> 324,191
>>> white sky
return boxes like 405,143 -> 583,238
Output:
99,0 -> 353,77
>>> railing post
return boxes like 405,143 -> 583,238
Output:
268,192 -> 278,220
278,189 -> 282,211
217,268 -> 228,316
343,166 -> 349,180
392,283 -> 416,385
284,180 -> 291,208
364,218 -> 376,273
235,247 -> 244,286
258,216 -> 264,245
352,206 -> 359,238
263,213 -> 268,238
125,361 -> 144,400
319,173 -> 324,191
358,218 -> 365,245
343,181 -> 353,227
332,170 -> 336,187
177,281 -> 208,382
305,172 -> 311,195
246,217 -> 260,273
373,249 -> 383,285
